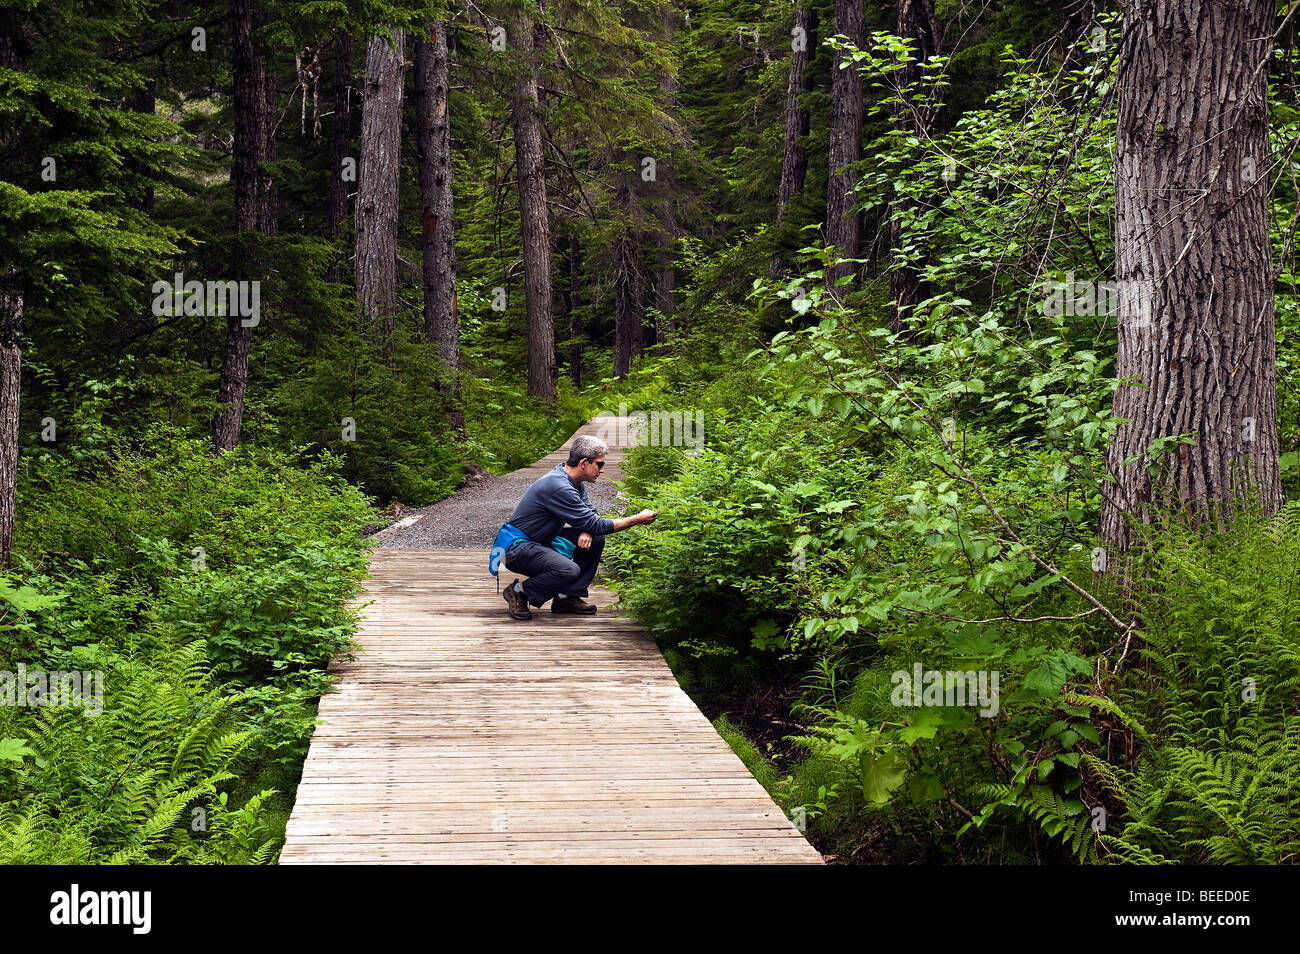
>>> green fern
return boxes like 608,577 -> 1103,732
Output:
1086,506 -> 1300,864
0,642 -> 274,864
969,779 -> 1096,862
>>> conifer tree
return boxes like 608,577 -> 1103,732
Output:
507,3 -> 557,402
355,26 -> 405,366
214,0 -> 279,451
827,0 -> 864,289
1099,0 -> 1282,553
414,21 -> 462,430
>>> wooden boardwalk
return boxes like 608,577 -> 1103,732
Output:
280,422 -> 822,864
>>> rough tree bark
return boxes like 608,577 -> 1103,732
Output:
887,0 -> 943,335
650,3 -> 679,345
653,197 -> 676,347
1099,0 -> 1282,555
772,3 -> 814,277
327,28 -> 351,284
414,24 -> 463,433
0,271 -> 21,568
613,179 -> 644,379
213,0 -> 276,452
826,0 -> 864,289
355,27 -> 405,366
777,4 -> 814,221
508,9 -> 557,403
0,29 -> 25,564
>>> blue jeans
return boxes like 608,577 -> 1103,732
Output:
504,527 -> 605,607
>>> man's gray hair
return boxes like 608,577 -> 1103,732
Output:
567,434 -> 609,466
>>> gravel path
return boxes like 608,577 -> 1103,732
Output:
371,418 -> 636,550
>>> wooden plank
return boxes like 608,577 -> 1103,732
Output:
281,841 -> 816,860
288,798 -> 772,810
284,828 -> 807,842
292,785 -> 780,796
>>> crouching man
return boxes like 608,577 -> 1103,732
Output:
497,434 -> 656,620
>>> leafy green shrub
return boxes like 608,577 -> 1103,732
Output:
605,248 -> 1125,862
16,425 -> 372,584
618,445 -> 685,497
148,537 -> 365,685
460,370 -> 588,473
1,424 -> 373,863
605,408 -> 829,656
266,331 -> 464,505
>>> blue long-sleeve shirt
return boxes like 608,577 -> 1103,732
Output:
507,463 -> 615,543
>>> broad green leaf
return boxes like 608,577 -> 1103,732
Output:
861,749 -> 909,806
907,771 -> 947,805
898,707 -> 945,744
1019,652 -> 1093,700
0,738 -> 36,763
0,581 -> 63,614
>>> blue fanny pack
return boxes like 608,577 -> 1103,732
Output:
489,524 -> 579,593
489,523 -> 530,577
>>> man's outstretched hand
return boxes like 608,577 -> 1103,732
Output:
611,508 -> 659,533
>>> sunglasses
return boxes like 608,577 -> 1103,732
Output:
587,459 -> 605,469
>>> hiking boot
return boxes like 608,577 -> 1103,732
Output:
503,579 -> 532,620
551,595 -> 597,615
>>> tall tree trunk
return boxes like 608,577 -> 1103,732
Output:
263,68 -> 279,233
650,3 -> 678,344
777,4 -> 813,221
213,0 -> 275,453
414,24 -> 462,433
641,262 -> 656,353
1099,0 -> 1282,556
566,231 -> 582,387
0,270 -> 21,568
355,27 -> 405,366
508,9 -> 556,402
826,0 -> 864,289
613,180 -> 643,379
771,4 -> 814,277
653,197 -> 676,346
327,28 -> 351,284
0,32 -> 25,565
887,0 -> 943,335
